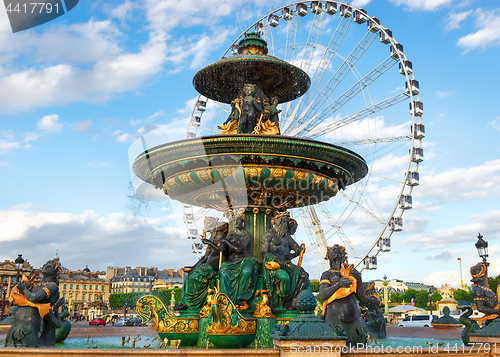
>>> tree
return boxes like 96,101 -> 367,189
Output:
489,275 -> 499,293
414,290 -> 429,309
453,289 -> 473,303
310,280 -> 319,293
401,289 -> 417,304
431,291 -> 442,303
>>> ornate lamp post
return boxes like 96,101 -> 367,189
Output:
475,233 -> 489,287
382,275 -> 389,315
14,254 -> 24,283
428,286 -> 434,315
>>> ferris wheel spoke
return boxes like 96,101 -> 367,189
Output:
307,91 -> 410,139
290,56 -> 398,137
298,207 -> 328,274
285,30 -> 378,134
333,135 -> 411,146
300,11 -> 326,73
337,191 -> 385,225
368,172 -> 404,184
283,15 -> 352,135
316,203 -> 362,264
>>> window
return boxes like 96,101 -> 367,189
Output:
70,284 -> 73,289
101,286 -> 104,290
76,285 -> 79,289
89,285 -> 92,290
83,285 -> 86,290
96,285 -> 98,290
12,277 -> 16,283
63,293 -> 66,299
1,277 -> 6,282
63,284 -> 67,289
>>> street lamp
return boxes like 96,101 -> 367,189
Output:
475,233 -> 488,264
428,286 -> 434,315
14,254 -> 24,282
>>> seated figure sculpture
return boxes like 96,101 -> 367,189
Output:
470,262 -> 500,325
218,213 -> 258,309
175,217 -> 228,311
5,259 -> 64,347
260,212 -> 309,311
319,245 -> 367,346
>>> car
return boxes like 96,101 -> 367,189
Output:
129,317 -> 143,326
89,318 -> 106,326
113,318 -> 131,326
398,314 -> 438,327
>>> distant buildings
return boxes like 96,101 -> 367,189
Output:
109,267 -> 185,293
373,278 -> 430,295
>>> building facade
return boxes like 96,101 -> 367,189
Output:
0,259 -> 33,312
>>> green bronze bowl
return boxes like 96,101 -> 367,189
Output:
132,135 -> 368,211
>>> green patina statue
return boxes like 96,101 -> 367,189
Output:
260,211 -> 308,311
175,217 -> 228,311
218,214 -> 258,309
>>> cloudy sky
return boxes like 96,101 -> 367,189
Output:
0,0 -> 499,289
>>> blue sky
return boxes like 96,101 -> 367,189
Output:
0,0 -> 499,289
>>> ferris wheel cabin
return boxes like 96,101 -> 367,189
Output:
297,3 -> 308,17
353,8 -> 367,24
311,1 -> 322,15
188,229 -> 198,239
191,116 -> 201,127
255,22 -> 264,36
406,79 -> 419,95
196,100 -> 206,111
192,243 -> 203,254
411,147 -> 424,163
412,124 -> 425,139
184,213 -> 194,224
406,171 -> 420,186
399,195 -> 412,210
340,4 -> 352,18
282,6 -> 293,20
368,17 -> 380,33
380,29 -> 392,44
410,101 -> 424,116
268,14 -> 279,27
390,217 -> 403,232
399,60 -> 413,75
364,256 -> 377,270
377,238 -> 391,252
325,2 -> 337,15
390,43 -> 404,59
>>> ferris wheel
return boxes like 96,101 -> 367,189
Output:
181,1 -> 424,276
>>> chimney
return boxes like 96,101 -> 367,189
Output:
68,271 -> 73,278
85,272 -> 91,278
167,269 -> 173,278
93,272 -> 98,278
136,267 -> 141,275
77,270 -> 81,274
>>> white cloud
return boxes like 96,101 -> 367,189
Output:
487,117 -> 500,131
445,10 -> 473,31
388,0 -> 456,11
37,114 -> 63,133
404,209 -> 500,250
0,140 -> 20,155
0,207 -> 193,269
418,159 -> 500,202
422,270 -> 460,287
435,91 -> 453,98
72,119 -> 94,133
457,9 -> 500,52
351,0 -> 372,6
110,0 -> 135,20
322,117 -> 410,142
23,132 -> 41,142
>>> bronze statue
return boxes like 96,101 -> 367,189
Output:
260,212 -> 308,310
318,245 -> 367,346
361,282 -> 386,339
175,217 -> 228,311
238,84 -> 263,134
5,259 -> 63,347
218,213 -> 258,309
470,262 -> 500,325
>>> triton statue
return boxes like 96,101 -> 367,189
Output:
319,245 -> 367,346
5,259 -> 64,347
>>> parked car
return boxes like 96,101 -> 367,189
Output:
113,318 -> 131,326
89,318 -> 106,326
129,317 -> 143,326
398,314 -> 437,327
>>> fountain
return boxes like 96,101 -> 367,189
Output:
132,32 -> 367,349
